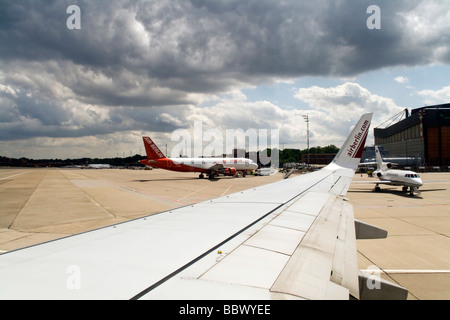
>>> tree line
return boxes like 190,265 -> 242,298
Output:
0,145 -> 339,168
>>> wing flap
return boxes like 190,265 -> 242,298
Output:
330,200 -> 360,299
271,195 -> 359,300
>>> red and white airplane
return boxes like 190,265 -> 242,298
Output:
140,136 -> 259,179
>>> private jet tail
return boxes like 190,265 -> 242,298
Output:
143,137 -> 166,160
374,145 -> 389,171
329,113 -> 372,170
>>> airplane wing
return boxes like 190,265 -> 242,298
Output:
207,163 -> 224,172
0,113 -> 407,300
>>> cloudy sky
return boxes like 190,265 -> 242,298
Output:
1,0 -> 449,159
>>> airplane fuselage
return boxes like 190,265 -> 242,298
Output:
374,169 -> 423,188
141,157 -> 258,174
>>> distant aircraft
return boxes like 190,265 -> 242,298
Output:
140,136 -> 258,179
85,164 -> 112,169
358,145 -> 423,196
0,113 -> 408,300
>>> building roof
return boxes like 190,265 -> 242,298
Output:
374,104 -> 450,139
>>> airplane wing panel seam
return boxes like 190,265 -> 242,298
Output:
241,243 -> 292,257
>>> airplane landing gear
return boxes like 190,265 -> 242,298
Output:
409,187 -> 420,196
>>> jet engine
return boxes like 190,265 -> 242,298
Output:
223,168 -> 237,176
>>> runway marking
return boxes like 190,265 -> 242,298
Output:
0,170 -> 32,181
176,187 -> 209,202
118,185 -> 188,205
221,185 -> 233,196
361,269 -> 450,274
190,185 -> 234,203
354,203 -> 450,208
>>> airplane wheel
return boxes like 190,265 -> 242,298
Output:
402,186 -> 408,192
375,186 -> 381,192
199,174 -> 204,179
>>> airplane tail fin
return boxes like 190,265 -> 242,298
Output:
329,113 -> 372,170
142,137 -> 166,160
374,145 -> 384,171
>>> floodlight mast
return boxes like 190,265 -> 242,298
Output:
303,114 -> 310,168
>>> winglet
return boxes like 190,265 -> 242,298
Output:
329,113 -> 372,170
142,137 -> 166,160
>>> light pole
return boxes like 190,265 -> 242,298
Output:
303,114 -> 310,168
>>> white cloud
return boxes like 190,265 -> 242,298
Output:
0,84 -> 18,97
294,82 -> 404,145
418,85 -> 450,104
403,1 -> 450,62
394,76 -> 409,84
179,93 -> 308,152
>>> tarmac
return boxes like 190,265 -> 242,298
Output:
0,167 -> 449,300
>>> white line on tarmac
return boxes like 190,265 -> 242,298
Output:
221,185 -> 233,196
361,269 -> 450,274
176,187 -> 208,201
0,170 -> 32,181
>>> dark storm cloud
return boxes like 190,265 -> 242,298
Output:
2,0 -> 440,83
1,0 -> 449,141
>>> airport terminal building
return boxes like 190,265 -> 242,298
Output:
374,103 -> 450,167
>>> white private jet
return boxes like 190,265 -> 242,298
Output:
363,146 -> 423,196
0,114 -> 408,300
